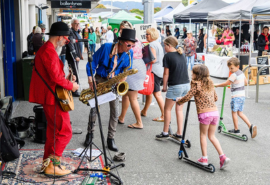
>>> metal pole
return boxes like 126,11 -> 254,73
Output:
189,18 -> 191,30
247,15 -> 255,98
238,15 -> 242,61
206,18 -> 209,54
256,66 -> 270,103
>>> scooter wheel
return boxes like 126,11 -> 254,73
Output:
242,134 -> 248,141
218,126 -> 222,133
178,152 -> 183,160
208,164 -> 215,173
185,140 -> 191,148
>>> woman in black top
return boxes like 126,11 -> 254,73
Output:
156,36 -> 190,140
257,26 -> 270,56
234,28 -> 244,48
197,28 -> 204,53
32,26 -> 43,54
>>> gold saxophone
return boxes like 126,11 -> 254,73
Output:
79,52 -> 138,104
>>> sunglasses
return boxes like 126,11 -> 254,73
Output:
63,36 -> 70,44
146,33 -> 150,36
73,23 -> 80,25
124,42 -> 135,48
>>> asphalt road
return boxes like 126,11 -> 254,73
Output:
12,52 -> 270,185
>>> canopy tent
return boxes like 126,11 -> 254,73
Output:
162,3 -> 195,24
208,0 -> 266,21
252,2 -> 270,15
154,5 -> 174,23
174,0 -> 229,22
91,12 -> 114,19
108,10 -> 143,24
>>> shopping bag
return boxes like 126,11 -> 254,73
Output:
142,44 -> 155,64
138,64 -> 154,95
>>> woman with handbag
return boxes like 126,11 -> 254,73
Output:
156,36 -> 190,140
141,28 -> 165,122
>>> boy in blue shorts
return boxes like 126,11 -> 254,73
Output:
215,57 -> 257,138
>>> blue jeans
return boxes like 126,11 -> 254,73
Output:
89,44 -> 96,54
186,55 -> 195,70
59,55 -> 66,66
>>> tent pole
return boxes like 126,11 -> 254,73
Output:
206,18 -> 209,54
249,15 -> 255,65
238,15 -> 242,61
189,18 -> 191,30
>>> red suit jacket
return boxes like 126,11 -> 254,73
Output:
29,41 -> 73,105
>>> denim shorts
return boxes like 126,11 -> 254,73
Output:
231,97 -> 245,112
166,83 -> 190,100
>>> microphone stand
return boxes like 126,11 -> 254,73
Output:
73,41 -> 124,184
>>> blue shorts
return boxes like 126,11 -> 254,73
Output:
230,97 -> 245,112
166,83 -> 190,100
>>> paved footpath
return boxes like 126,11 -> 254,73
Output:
13,53 -> 270,184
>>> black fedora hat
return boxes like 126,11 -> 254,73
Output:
118,29 -> 137,42
46,22 -> 70,36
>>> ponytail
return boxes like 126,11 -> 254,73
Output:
176,47 -> 183,55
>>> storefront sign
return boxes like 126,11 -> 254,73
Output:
51,1 -> 91,9
60,8 -> 89,13
134,23 -> 157,43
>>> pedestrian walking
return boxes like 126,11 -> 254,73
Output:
141,27 -> 165,122
95,27 -> 101,51
184,30 -> 197,70
27,26 -> 36,55
32,26 -> 43,54
88,27 -> 96,55
155,36 -> 190,141
82,24 -> 90,53
106,26 -> 114,43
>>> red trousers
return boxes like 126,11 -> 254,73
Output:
42,103 -> 72,159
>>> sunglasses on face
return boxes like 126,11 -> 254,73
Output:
124,42 -> 135,48
74,23 -> 79,25
63,36 -> 70,44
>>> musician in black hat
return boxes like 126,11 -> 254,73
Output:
29,21 -> 79,177
84,29 -> 137,151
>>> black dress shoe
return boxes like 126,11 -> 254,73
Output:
107,138 -> 118,152
84,133 -> 93,147
72,91 -> 80,97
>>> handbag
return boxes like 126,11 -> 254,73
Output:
138,64 -> 154,95
0,111 -> 20,162
142,44 -> 155,64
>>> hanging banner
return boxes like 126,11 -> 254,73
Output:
134,23 -> 157,43
51,0 -> 91,9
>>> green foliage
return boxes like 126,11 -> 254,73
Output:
130,9 -> 144,16
99,16 -> 104,22
135,16 -> 142,20
96,4 -> 106,9
154,7 -> 161,13
182,0 -> 188,6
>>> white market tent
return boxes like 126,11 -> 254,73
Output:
154,5 -> 174,23
208,0 -> 266,21
162,3 -> 196,24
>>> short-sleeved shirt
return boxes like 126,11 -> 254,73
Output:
228,70 -> 245,98
184,37 -> 196,56
149,40 -> 164,78
163,52 -> 190,86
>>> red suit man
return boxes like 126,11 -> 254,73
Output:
29,22 -> 79,177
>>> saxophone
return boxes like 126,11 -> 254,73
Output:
79,52 -> 138,104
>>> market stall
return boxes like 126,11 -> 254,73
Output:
154,5 -> 174,24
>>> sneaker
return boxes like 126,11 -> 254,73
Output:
171,133 -> 182,141
249,124 -> 257,138
220,155 -> 230,170
155,132 -> 169,140
197,157 -> 208,165
228,129 -> 240,134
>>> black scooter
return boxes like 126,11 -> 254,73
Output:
178,100 -> 215,173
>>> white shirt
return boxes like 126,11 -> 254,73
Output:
106,30 -> 114,43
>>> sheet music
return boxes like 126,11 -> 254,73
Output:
88,92 -> 116,108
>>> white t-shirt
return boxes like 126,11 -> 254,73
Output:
205,30 -> 217,49
106,30 -> 114,43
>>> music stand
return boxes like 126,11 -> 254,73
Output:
73,42 -> 124,184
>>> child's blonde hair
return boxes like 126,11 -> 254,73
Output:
164,36 -> 183,55
192,65 -> 214,92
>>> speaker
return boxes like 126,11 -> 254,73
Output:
33,105 -> 47,144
